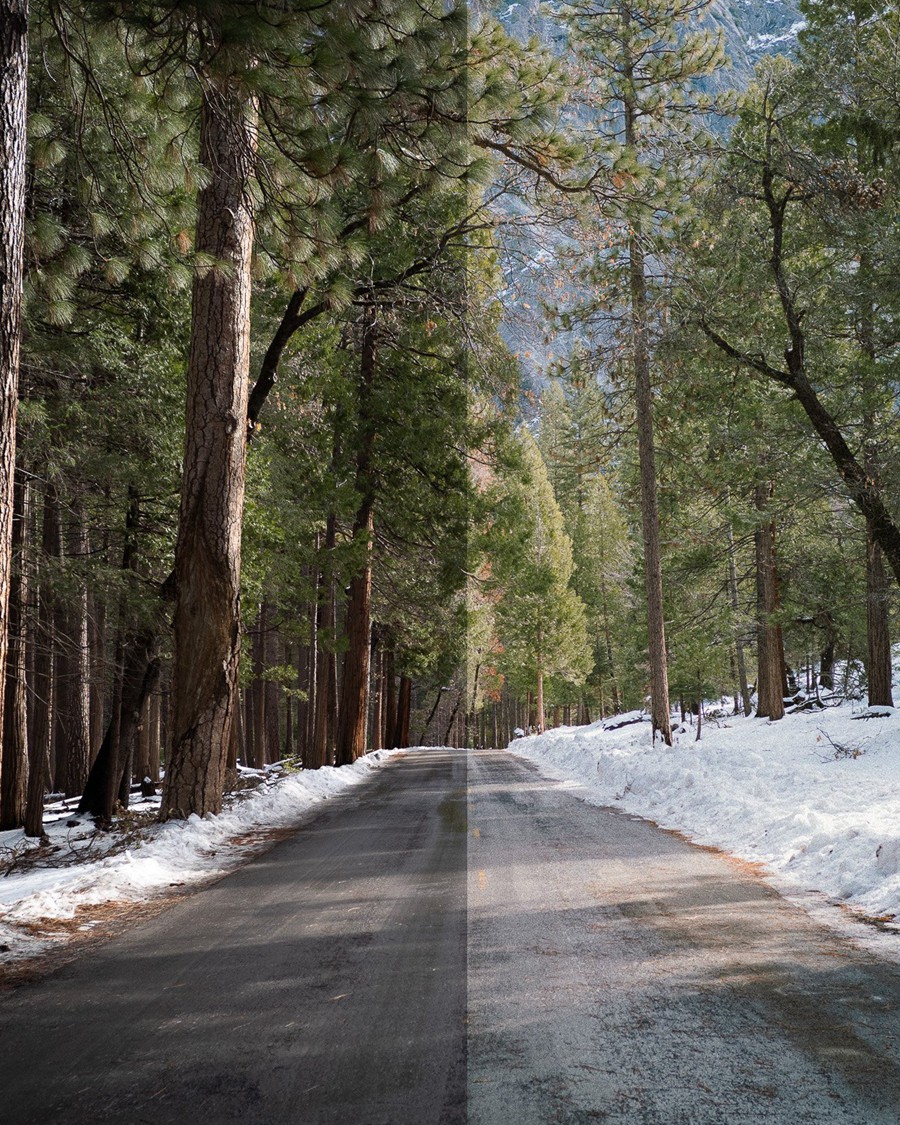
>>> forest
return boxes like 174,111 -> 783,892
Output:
0,0 -> 898,836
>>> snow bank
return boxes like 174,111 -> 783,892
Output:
510,705 -> 900,930
0,751 -> 400,962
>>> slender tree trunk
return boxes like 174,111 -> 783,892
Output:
0,0 -> 28,811
263,604 -> 280,762
370,641 -> 383,751
335,510 -> 374,765
727,525 -> 752,716
63,501 -> 91,797
0,466 -> 28,827
310,519 -> 337,770
418,684 -> 443,746
754,484 -> 785,721
148,691 -> 161,784
24,484 -> 57,836
88,590 -> 106,764
865,530 -> 893,707
163,75 -> 256,820
535,662 -> 544,734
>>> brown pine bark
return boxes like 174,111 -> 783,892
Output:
335,511 -> 374,765
162,74 -> 256,820
394,675 -> 411,750
0,466 -> 28,828
754,485 -> 785,721
335,304 -> 378,767
0,1 -> 27,812
384,648 -> 397,748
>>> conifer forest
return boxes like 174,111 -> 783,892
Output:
0,0 -> 899,833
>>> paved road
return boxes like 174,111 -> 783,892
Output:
0,749 -> 467,1125
467,751 -> 900,1124
1,748 -> 900,1124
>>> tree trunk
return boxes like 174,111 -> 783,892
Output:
163,75 -> 256,820
24,484 -> 57,836
370,641 -> 383,751
394,675 -> 411,749
384,648 -> 397,748
754,485 -> 785,721
63,502 -> 91,797
727,525 -> 752,716
0,466 -> 27,827
0,0 -> 27,812
310,515 -> 337,770
865,530 -> 893,707
335,304 -> 377,767
535,662 -> 544,734
335,511 -> 374,765
263,603 -> 280,763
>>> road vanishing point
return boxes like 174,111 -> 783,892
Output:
1,748 -> 899,1124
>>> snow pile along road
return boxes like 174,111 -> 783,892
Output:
0,751 -> 401,963
510,704 -> 900,931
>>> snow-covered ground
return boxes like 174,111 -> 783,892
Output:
510,700 -> 900,956
0,751 -> 401,964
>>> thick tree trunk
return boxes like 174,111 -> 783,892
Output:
384,648 -> 397,748
335,304 -> 377,767
754,485 -> 785,721
163,75 -> 256,820
865,530 -> 893,707
394,675 -> 411,749
0,466 -> 28,828
0,1 -> 27,811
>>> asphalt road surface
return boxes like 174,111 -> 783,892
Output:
1,747 -> 899,1124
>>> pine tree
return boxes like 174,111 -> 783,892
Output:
493,430 -> 591,730
0,0 -> 28,820
562,0 -> 725,744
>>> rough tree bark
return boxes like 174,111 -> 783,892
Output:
335,303 -> 378,767
394,675 -> 411,749
0,0 -> 28,810
162,73 -> 256,820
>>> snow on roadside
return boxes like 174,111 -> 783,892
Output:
509,705 -> 900,940
0,750 -> 401,963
